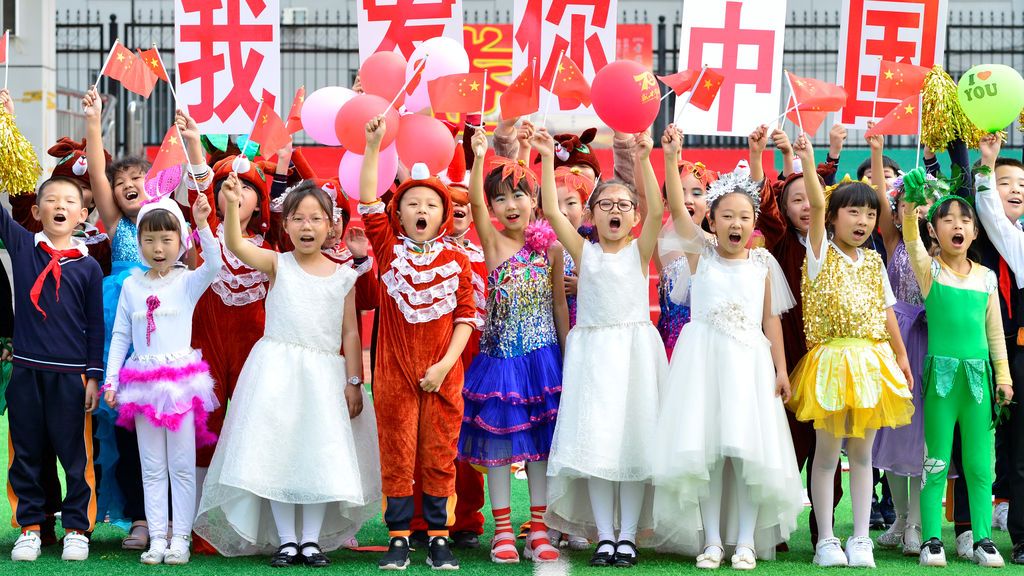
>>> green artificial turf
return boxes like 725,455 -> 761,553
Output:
0,414 -> 1012,574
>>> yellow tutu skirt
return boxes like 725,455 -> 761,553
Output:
788,338 -> 914,439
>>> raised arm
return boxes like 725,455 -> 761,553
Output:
976,133 -> 1024,280
793,134 -> 826,259
865,122 -> 897,252
533,129 -> 583,264
635,131 -> 662,269
468,130 -> 498,251
663,126 -> 698,243
493,116 -> 521,160
223,172 -> 278,277
747,124 -> 769,183
83,87 -> 120,231
772,128 -> 793,178
900,191 -> 934,299
184,193 -> 223,301
361,116 -> 386,205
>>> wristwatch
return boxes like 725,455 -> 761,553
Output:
347,376 -> 363,387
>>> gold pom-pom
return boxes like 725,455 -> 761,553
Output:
0,107 -> 42,196
1019,108 -> 1024,134
921,65 -> 986,152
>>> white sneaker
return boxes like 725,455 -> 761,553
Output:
877,519 -> 906,549
974,539 -> 1005,568
846,536 -> 876,568
141,538 -> 168,565
813,537 -> 848,567
956,531 -> 974,560
163,535 -> 191,565
920,538 -> 947,567
11,531 -> 41,562
994,502 -> 1009,532
903,524 -> 923,557
61,531 -> 90,561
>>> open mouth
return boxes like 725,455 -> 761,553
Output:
951,233 -> 965,248
53,214 -> 67,223
415,218 -> 427,232
609,217 -> 621,232
728,232 -> 742,244
506,213 -> 520,223
852,229 -> 867,241
124,190 -> 139,201
686,207 -> 695,216
453,208 -> 467,220
152,256 -> 166,263
299,234 -> 316,244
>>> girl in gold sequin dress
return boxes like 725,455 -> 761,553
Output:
786,136 -> 915,568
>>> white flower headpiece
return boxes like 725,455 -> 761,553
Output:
705,160 -> 762,215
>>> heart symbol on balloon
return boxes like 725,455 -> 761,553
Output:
978,71 -> 992,81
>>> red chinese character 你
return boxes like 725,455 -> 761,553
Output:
178,0 -> 274,124
537,0 -> 613,109
362,0 -> 457,58
688,1 -> 775,133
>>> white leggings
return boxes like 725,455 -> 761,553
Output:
269,501 -> 328,545
699,459 -> 757,549
135,412 -> 197,540
812,429 -> 877,540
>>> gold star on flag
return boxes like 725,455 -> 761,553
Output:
169,135 -> 178,146
149,58 -> 159,68
261,114 -> 268,124
704,80 -> 713,89
904,104 -> 915,114
558,62 -> 565,73
116,52 -> 125,62
469,81 -> 480,91
884,69 -> 894,80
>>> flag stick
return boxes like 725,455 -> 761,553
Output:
784,71 -> 804,133
389,57 -> 427,111
916,91 -> 923,169
94,39 -> 119,91
152,44 -> 200,189
540,50 -> 565,128
3,31 -> 9,90
872,56 -> 881,121
673,65 -> 708,124
479,69 -> 488,117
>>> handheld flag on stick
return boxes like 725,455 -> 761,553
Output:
98,40 -> 159,98
500,59 -> 540,120
428,73 -> 488,113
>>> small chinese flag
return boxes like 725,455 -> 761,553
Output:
250,100 -> 291,158
500,63 -> 540,120
103,42 -> 158,97
786,71 -> 847,112
865,94 -> 920,137
405,57 -> 427,97
876,59 -> 930,100
550,54 -> 591,107
657,67 -> 724,111
136,48 -> 169,83
428,73 -> 487,113
0,31 -> 8,65
149,125 -> 188,179
286,86 -> 305,134
785,97 -> 830,136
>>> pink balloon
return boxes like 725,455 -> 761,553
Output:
335,94 -> 401,154
404,37 -> 470,113
360,51 -> 408,106
396,114 -> 456,175
301,86 -> 355,146
591,61 -> 661,134
338,144 -> 398,200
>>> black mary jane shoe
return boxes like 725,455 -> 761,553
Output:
270,542 -> 301,567
613,540 -> 639,568
299,542 -> 331,567
590,540 -> 618,567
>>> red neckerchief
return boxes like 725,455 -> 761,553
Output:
31,242 -> 85,319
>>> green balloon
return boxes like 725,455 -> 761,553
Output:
957,64 -> 1024,132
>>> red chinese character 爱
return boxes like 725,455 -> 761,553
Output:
362,0 -> 456,58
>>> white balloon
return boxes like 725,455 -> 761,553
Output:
301,86 -> 356,146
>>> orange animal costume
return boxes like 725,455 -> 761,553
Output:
190,156 -> 275,468
359,174 -> 479,537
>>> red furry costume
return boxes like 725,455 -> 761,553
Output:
359,174 -> 479,537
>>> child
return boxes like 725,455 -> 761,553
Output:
360,116 -> 477,570
548,165 -> 595,328
537,128 -> 668,568
103,195 -> 222,565
458,132 -> 568,564
864,128 -> 927,555
787,134 -> 915,568
898,163 -> 1010,567
653,126 -> 803,569
1,177 -> 103,562
194,178 -> 380,566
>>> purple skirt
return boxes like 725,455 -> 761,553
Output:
458,343 -> 562,467
872,301 -> 927,476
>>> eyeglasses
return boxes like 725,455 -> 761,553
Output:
289,215 -> 327,225
594,199 -> 636,212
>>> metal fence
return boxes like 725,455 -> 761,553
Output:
55,9 -> 1024,153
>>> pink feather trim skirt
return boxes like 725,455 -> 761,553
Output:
115,349 -> 220,447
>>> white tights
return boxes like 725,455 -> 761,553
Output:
487,461 -> 548,510
812,429 -> 876,540
269,501 -> 328,554
135,413 -> 196,540
588,478 -> 645,555
886,473 -> 922,527
699,459 -> 757,549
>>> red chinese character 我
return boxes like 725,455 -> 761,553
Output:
687,1 -> 775,133
178,0 -> 274,124
839,0 -> 944,126
362,0 -> 457,58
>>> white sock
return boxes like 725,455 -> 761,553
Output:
270,500 -> 298,552
810,430 -> 844,542
908,476 -> 922,527
487,465 -> 512,510
588,477 -> 616,548
699,461 -> 726,548
525,461 -> 548,509
301,503 -> 327,551
847,432 -> 876,539
618,481 -> 645,546
731,460 -> 758,546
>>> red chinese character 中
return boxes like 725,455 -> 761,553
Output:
362,0 -> 457,58
178,0 -> 274,124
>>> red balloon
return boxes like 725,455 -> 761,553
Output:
591,60 -> 661,134
335,94 -> 401,154
360,51 -> 408,107
396,115 -> 456,176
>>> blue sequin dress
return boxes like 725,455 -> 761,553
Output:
563,247 -> 578,327
657,255 -> 691,358
458,245 -> 562,467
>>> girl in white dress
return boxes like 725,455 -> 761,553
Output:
533,128 -> 669,568
194,177 -> 380,567
652,126 -> 804,570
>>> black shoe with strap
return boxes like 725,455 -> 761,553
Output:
613,540 -> 639,567
590,540 -> 617,567
300,542 -> 331,568
426,536 -> 460,570
270,542 -> 301,568
379,537 -> 411,570
1011,542 -> 1024,565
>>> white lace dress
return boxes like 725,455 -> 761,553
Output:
545,240 -> 669,542
194,253 -> 381,556
650,237 -> 803,559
